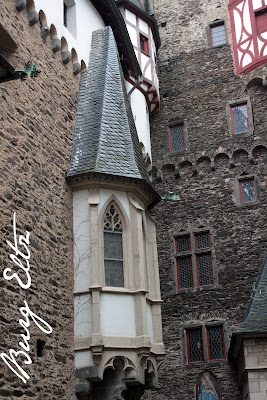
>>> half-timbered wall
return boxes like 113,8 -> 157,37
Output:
229,0 -> 267,74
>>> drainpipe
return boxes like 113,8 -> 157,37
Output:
127,75 -> 141,97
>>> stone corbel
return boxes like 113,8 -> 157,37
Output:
91,342 -> 104,364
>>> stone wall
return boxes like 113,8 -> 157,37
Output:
0,0 -> 79,398
146,0 -> 267,398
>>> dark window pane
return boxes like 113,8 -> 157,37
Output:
176,235 -> 190,253
104,260 -> 124,287
197,253 -> 213,287
140,38 -> 145,52
211,24 -> 226,46
241,179 -> 256,203
170,125 -> 184,152
195,232 -> 210,249
208,326 -> 225,360
232,104 -> 249,134
177,257 -> 193,289
104,232 -> 123,260
187,329 -> 203,363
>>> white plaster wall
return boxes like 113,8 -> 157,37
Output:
100,294 -> 136,336
126,81 -> 152,160
146,302 -> 153,342
73,189 -> 91,292
75,350 -> 94,368
99,190 -> 130,220
33,0 -> 104,63
74,294 -> 93,339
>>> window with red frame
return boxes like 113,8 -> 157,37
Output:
174,231 -> 214,290
140,35 -> 149,54
239,178 -> 257,204
231,103 -> 249,135
210,23 -> 226,47
186,328 -> 204,363
169,124 -> 185,153
207,326 -> 226,361
254,7 -> 267,34
185,324 -> 226,365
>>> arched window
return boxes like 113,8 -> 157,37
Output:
104,204 -> 124,287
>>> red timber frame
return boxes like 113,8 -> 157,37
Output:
207,326 -> 226,362
239,177 -> 257,203
124,6 -> 160,115
229,0 -> 267,75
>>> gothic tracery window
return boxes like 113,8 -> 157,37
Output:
104,204 -> 124,287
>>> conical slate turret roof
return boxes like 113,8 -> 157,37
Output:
237,256 -> 267,334
67,26 -> 159,205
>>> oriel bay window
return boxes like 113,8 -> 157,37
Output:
174,229 -> 216,291
104,203 -> 124,287
184,323 -> 226,366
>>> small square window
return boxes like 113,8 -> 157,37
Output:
255,7 -> 267,34
231,103 -> 249,135
175,235 -> 191,253
227,98 -> 253,137
140,35 -> 149,55
169,124 -> 185,153
195,232 -> 210,250
210,23 -> 227,47
239,178 -> 257,204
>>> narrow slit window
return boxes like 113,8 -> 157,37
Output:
104,204 -> 124,287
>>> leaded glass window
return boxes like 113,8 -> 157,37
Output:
187,328 -> 204,363
231,104 -> 249,134
207,326 -> 225,361
174,230 -> 214,290
177,257 -> 193,289
104,204 -> 124,287
211,23 -> 226,47
169,124 -> 185,152
240,179 -> 256,203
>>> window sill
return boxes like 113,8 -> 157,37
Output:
173,285 -> 217,295
184,360 -> 228,369
168,149 -> 189,156
237,200 -> 260,208
230,131 -> 253,138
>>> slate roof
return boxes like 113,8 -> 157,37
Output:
67,26 -> 159,205
237,256 -> 267,334
128,0 -> 145,10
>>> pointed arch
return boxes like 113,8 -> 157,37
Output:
196,370 -> 221,400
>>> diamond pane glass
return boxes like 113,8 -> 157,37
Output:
208,326 -> 225,360
241,180 -> 256,203
170,125 -> 184,152
177,257 -> 193,289
104,260 -> 124,287
104,232 -> 123,260
195,233 -> 210,249
232,104 -> 249,134
197,254 -> 213,287
187,329 -> 203,363
176,235 -> 190,253
211,24 -> 226,46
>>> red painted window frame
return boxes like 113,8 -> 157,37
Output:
207,325 -> 226,362
230,103 -> 249,135
254,6 -> 267,34
175,235 -> 191,253
210,23 -> 226,47
194,232 -> 211,250
140,34 -> 149,55
186,328 -> 204,364
196,253 -> 214,288
176,257 -> 194,290
169,124 -> 185,153
239,178 -> 257,204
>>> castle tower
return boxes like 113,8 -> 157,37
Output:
67,25 -> 164,400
